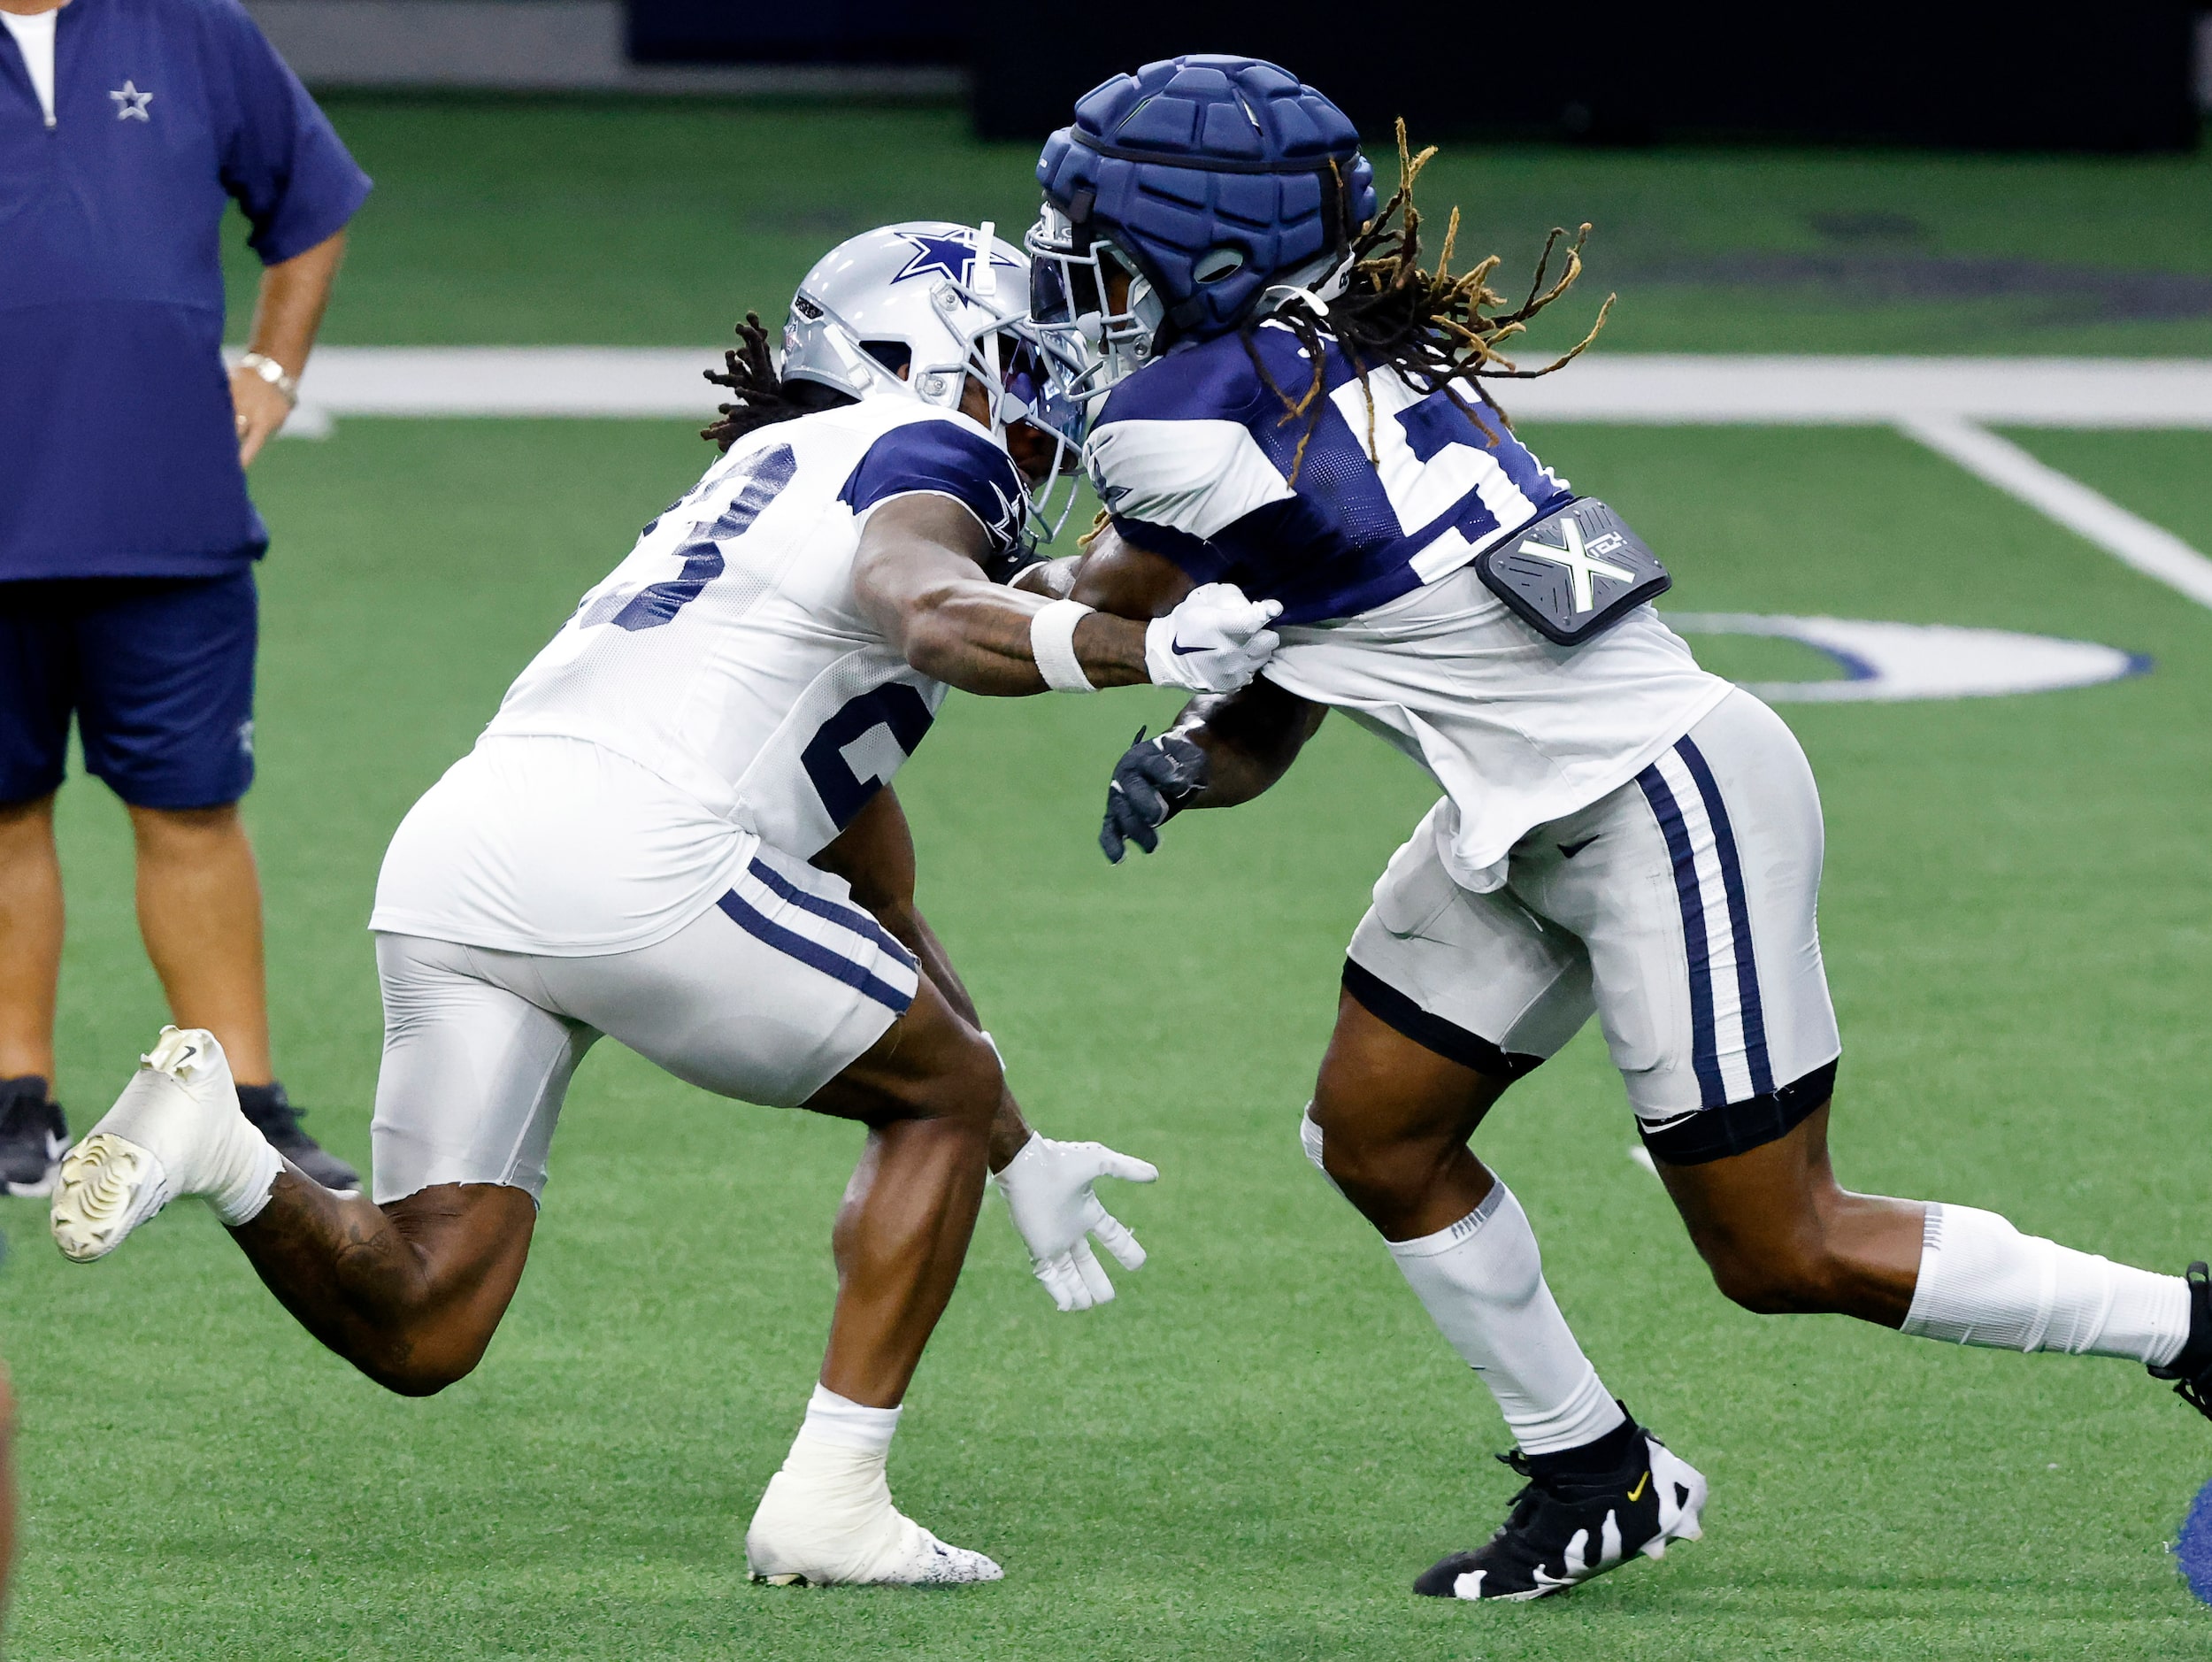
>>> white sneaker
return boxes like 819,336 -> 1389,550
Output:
51,1027 -> 281,1263
744,1435 -> 1002,1588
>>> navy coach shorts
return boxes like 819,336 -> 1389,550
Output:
0,571 -> 257,811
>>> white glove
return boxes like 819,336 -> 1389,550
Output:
993,1133 -> 1159,1312
1144,582 -> 1284,693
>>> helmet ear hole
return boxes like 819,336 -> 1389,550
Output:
859,341 -> 910,378
1193,247 -> 1246,284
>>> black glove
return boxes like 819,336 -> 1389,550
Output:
1100,727 -> 1210,864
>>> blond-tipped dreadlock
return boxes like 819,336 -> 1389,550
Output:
1240,120 -> 1615,483
700,312 -> 854,452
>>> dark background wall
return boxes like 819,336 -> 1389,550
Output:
626,0 -> 964,65
977,3 -> 2203,151
627,0 -> 2207,152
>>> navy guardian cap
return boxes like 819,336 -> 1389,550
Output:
1028,55 -> 1378,397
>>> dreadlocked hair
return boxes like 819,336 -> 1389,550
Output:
1241,119 -> 1615,484
700,312 -> 855,452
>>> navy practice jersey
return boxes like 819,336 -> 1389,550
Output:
0,0 -> 371,578
1085,322 -> 1572,627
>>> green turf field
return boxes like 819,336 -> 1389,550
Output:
10,98 -> 2212,1659
224,99 -> 2212,358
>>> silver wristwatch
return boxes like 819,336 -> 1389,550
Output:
237,351 -> 299,405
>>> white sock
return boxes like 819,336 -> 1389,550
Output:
1902,1203 -> 2191,1366
97,1030 -> 283,1226
748,1385 -> 999,1584
210,1136 -> 283,1227
800,1384 -> 902,1455
1386,1180 -> 1628,1454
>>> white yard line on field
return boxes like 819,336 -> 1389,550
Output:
1896,418 -> 2212,611
265,349 -> 2212,609
277,349 -> 2212,427
281,347 -> 716,419
1502,354 -> 2212,428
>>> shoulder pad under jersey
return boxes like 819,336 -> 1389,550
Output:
839,412 -> 1026,558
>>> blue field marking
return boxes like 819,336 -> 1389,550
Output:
2176,1478 -> 2212,1603
1664,613 -> 2150,703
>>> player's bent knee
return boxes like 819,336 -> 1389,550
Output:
823,993 -> 1002,1132
1701,1235 -> 1855,1316
1310,1105 -> 1425,1205
1317,1134 -> 1387,1201
927,1035 -> 1002,1131
357,1328 -> 494,1397
365,1360 -> 466,1398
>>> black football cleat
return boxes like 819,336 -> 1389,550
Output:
0,1075 -> 68,1197
2148,1261 -> 2212,1418
236,1081 -> 359,1194
1414,1419 -> 1707,1602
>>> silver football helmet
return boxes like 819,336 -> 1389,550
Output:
780,220 -> 1089,545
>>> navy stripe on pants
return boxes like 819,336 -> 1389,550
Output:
743,857 -> 918,971
714,888 -> 913,1014
1672,736 -> 1773,1096
1635,758 -> 1726,1109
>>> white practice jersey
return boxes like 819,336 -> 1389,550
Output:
1087,323 -> 1731,893
372,396 -> 1027,955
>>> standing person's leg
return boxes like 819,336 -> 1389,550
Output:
0,796 -> 63,1086
77,571 -> 357,1188
0,579 -> 81,1193
128,803 -> 270,1079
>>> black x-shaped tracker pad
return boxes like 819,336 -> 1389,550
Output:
1475,496 -> 1671,645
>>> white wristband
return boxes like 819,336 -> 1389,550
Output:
1030,599 -> 1097,693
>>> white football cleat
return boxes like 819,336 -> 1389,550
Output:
745,1438 -> 1002,1588
51,1027 -> 280,1263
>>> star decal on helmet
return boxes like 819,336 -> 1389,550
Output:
890,230 -> 1020,288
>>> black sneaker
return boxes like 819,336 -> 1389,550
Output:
0,1075 -> 67,1198
1413,1416 -> 1708,1602
2149,1261 -> 2212,1417
236,1081 -> 359,1194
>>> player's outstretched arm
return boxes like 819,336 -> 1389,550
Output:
1101,678 -> 1327,864
812,787 -> 1157,1311
810,789 -> 1027,1154
851,496 -> 1279,697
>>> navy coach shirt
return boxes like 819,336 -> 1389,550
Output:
0,0 -> 370,580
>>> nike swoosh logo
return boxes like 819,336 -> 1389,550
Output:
1625,1471 -> 1649,1503
1558,836 -> 1598,858
1171,639 -> 1207,655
